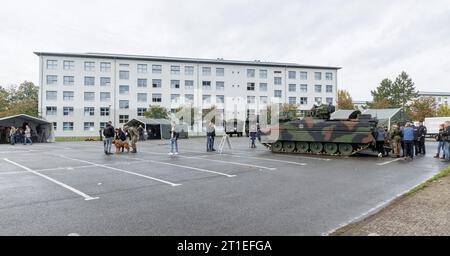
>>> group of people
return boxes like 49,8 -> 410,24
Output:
373,122 -> 427,159
7,124 -> 33,145
102,121 -> 138,155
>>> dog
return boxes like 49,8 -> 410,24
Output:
113,140 -> 130,153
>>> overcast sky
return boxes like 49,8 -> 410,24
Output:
1,0 -> 449,100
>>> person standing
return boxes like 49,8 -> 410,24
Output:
137,125 -> 145,141
23,125 -> 32,145
390,124 -> 403,158
9,126 -> 16,145
103,121 -> 115,155
249,123 -> 257,148
206,121 -> 216,152
403,123 -> 415,159
435,124 -> 446,159
374,125 -> 386,157
412,124 -> 419,156
417,121 -> 427,155
169,122 -> 179,156
129,126 -> 138,153
443,121 -> 450,162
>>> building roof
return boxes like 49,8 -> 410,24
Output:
418,91 -> 450,96
34,52 -> 341,70
0,114 -> 51,125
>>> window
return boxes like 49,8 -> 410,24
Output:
84,62 -> 95,72
119,115 -> 129,124
46,75 -> 57,85
289,97 -> 297,104
46,106 -> 57,116
100,122 -> 107,130
46,91 -> 57,101
64,76 -> 74,85
288,71 -> 296,79
137,79 -> 147,88
53,122 -> 57,131
326,72 -> 333,80
152,65 -> 162,74
300,97 -> 308,105
100,107 -> 110,116
63,91 -> 74,101
185,94 -> 194,104
171,94 -> 180,104
84,76 -> 95,86
300,84 -> 308,93
202,67 -> 211,76
152,79 -> 162,88
326,97 -> 334,104
300,72 -> 308,80
216,68 -> 224,77
137,93 -> 147,102
63,122 -> 74,131
185,66 -> 194,75
84,92 -> 95,102
260,83 -> 268,92
119,85 -> 129,95
119,71 -> 129,80
171,80 -> 180,89
137,64 -> 147,73
274,77 -> 282,85
100,92 -> 111,102
100,62 -> 111,72
260,96 -> 268,104
202,95 -> 211,104
137,108 -> 147,116
315,85 -> 322,93
289,84 -> 296,92
152,93 -> 162,103
247,69 -> 255,78
84,107 -> 95,117
247,82 -> 255,91
47,60 -> 58,69
171,65 -> 181,75
259,70 -> 267,79
100,77 -> 111,86
315,97 -> 322,104
314,72 -> 322,80
185,80 -> 194,90
63,61 -> 74,70
274,90 -> 282,98
326,85 -> 333,93
119,100 -> 129,109
63,107 -> 74,116
216,95 -> 225,104
202,81 -> 211,90
216,81 -> 224,91
247,96 -> 256,104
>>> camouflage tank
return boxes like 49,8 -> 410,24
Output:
260,104 -> 378,156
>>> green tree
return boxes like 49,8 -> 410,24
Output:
393,72 -> 418,109
337,90 -> 354,109
0,81 -> 39,118
409,97 -> 436,121
0,86 -> 10,115
370,78 -> 395,107
370,72 -> 418,109
437,104 -> 450,117
144,105 -> 169,119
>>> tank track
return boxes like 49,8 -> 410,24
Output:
261,141 -> 371,156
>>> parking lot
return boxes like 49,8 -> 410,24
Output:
0,137 -> 447,235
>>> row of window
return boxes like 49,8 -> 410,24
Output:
55,121 -> 128,132
46,60 -> 334,80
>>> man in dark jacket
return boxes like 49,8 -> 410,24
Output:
412,124 -> 419,156
103,121 -> 115,155
443,121 -> 450,162
417,122 -> 427,155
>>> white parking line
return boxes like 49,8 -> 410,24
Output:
377,158 -> 403,166
140,151 -> 277,171
202,154 -> 308,166
132,157 -> 236,178
3,158 -> 99,201
52,154 -> 181,187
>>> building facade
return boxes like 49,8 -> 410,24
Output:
35,52 -> 340,137
418,91 -> 450,109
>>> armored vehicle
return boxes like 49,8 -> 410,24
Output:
260,104 -> 378,156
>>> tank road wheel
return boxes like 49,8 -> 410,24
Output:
310,142 -> 323,154
324,143 -> 338,155
272,141 -> 283,152
283,141 -> 296,153
339,143 -> 354,156
296,142 -> 309,153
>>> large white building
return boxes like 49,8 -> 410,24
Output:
418,91 -> 450,109
35,52 -> 340,137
